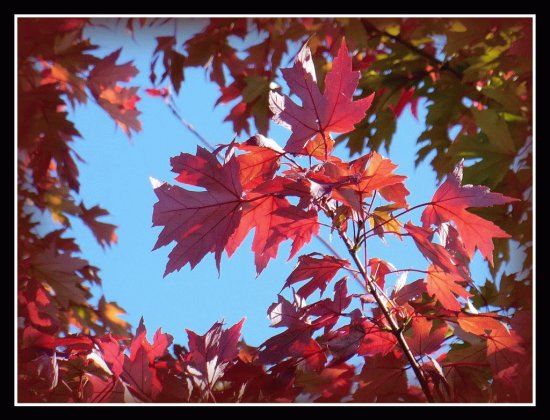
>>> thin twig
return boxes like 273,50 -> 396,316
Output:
315,234 -> 366,291
165,100 -> 217,152
337,228 -> 435,402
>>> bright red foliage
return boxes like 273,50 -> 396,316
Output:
18,18 -> 531,404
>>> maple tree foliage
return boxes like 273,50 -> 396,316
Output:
18,17 -> 532,404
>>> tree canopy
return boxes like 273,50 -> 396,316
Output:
17,17 -> 532,403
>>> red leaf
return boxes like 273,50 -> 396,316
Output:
186,319 -> 245,389
96,85 -> 142,136
391,279 -> 426,305
284,254 -> 351,299
270,39 -> 374,154
312,152 -> 409,212
405,222 -> 464,277
405,317 -> 448,356
388,87 -> 418,119
353,350 -> 409,402
421,161 -> 518,265
29,247 -> 90,308
486,327 -> 526,397
88,49 -> 138,92
259,294 -> 314,365
129,318 -> 173,364
425,265 -> 471,311
79,204 -> 117,248
358,322 -> 397,357
145,87 -> 169,97
98,335 -> 125,378
152,147 -> 243,275
326,321 -> 366,365
307,278 -> 352,332
367,258 -> 395,289
236,139 -> 282,190
226,194 -> 319,275
122,346 -> 153,400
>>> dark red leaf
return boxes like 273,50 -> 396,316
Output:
270,40 -> 374,154
284,254 -> 351,299
152,147 -> 243,275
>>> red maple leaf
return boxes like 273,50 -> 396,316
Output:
269,39 -> 374,154
283,253 -> 351,299
307,278 -> 352,333
186,319 -> 245,391
235,138 -> 282,190
421,161 -> 518,265
259,294 -> 317,365
225,193 -> 319,275
404,316 -> 448,356
358,322 -> 397,357
404,222 -> 465,277
154,145 -> 319,276
353,350 -> 409,402
310,152 -> 409,212
88,49 -> 139,92
425,264 -> 471,311
152,147 -> 243,275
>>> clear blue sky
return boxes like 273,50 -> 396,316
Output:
67,19 -> 493,347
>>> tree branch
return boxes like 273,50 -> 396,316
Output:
337,228 -> 435,402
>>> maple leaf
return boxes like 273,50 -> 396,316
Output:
405,222 -> 465,277
421,160 -> 518,265
325,321 -> 367,366
368,258 -> 395,289
130,318 -> 173,364
237,135 -> 283,189
456,313 -> 507,336
122,346 -> 154,401
152,147 -> 243,275
425,265 -> 471,311
185,319 -> 245,392
391,279 -> 427,305
96,85 -> 142,136
357,322 -> 397,357
310,152 -> 409,212
353,350 -> 409,402
259,294 -> 316,365
29,247 -> 90,308
79,204 -> 117,248
307,278 -> 352,333
404,316 -> 448,356
226,194 -> 319,275
88,49 -> 138,92
154,146 -> 319,276
97,335 -> 125,378
283,253 -> 351,299
270,39 -> 374,154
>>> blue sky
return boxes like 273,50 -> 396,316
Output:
67,19 -> 493,347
